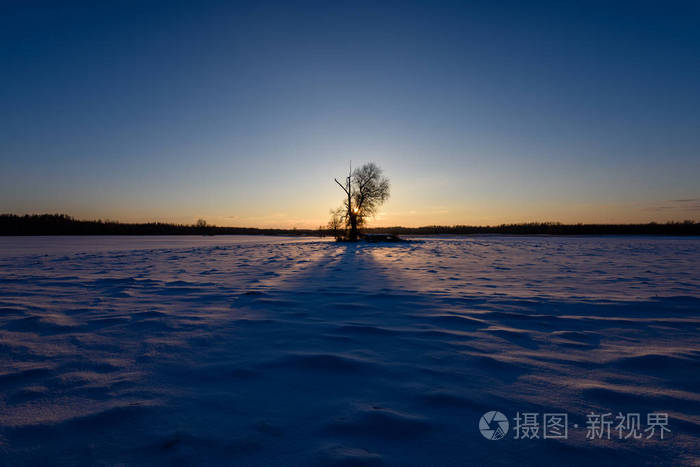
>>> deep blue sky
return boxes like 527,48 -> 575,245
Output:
2,0 -> 699,226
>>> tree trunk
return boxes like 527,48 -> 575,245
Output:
347,168 -> 358,241
349,213 -> 358,241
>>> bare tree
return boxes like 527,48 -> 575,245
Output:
333,162 -> 390,241
195,218 -> 208,235
327,207 -> 346,241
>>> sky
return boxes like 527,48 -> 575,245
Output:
1,0 -> 699,228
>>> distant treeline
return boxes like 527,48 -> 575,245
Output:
1,214 -> 699,236
365,221 -> 700,236
0,214 -> 314,236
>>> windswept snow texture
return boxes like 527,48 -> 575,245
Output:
1,236 -> 699,466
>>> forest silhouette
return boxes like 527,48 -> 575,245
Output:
1,214 -> 698,236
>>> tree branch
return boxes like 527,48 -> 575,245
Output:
334,178 -> 349,195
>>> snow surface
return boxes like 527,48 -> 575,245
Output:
0,235 -> 699,465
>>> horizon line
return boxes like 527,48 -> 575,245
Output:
2,213 -> 698,231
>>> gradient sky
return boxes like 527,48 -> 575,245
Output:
2,1 -> 699,228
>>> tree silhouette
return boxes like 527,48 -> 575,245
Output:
333,162 -> 390,241
195,218 -> 208,235
327,207 -> 346,241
